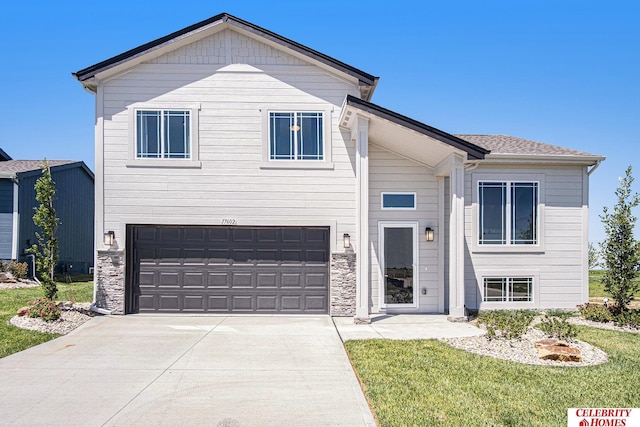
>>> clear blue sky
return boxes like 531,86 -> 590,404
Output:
1,1 -> 638,243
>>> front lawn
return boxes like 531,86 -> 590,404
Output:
0,282 -> 93,358
345,327 -> 640,426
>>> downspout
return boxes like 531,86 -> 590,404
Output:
587,160 -> 602,176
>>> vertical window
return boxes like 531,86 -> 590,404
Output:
136,110 -> 190,159
483,277 -> 533,302
269,112 -> 323,160
478,181 -> 538,245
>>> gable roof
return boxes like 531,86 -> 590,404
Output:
73,12 -> 378,100
0,160 -> 95,180
457,134 -> 604,163
343,95 -> 490,161
0,148 -> 11,161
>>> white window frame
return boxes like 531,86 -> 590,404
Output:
260,105 -> 333,170
483,277 -> 533,302
472,173 -> 545,253
127,103 -> 201,168
476,270 -> 539,309
378,221 -> 419,310
381,192 -> 417,210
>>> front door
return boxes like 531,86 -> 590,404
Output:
379,222 -> 418,308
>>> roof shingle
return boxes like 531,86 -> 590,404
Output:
456,134 -> 599,157
0,160 -> 77,175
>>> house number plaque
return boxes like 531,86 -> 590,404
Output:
222,218 -> 237,225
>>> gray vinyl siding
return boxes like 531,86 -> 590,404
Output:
100,29 -> 359,251
18,167 -> 94,273
0,179 -> 13,259
464,164 -> 588,310
368,145 -> 440,313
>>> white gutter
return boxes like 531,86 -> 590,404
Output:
481,153 -> 606,165
587,159 -> 603,176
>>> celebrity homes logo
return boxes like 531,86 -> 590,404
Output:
568,408 -> 638,426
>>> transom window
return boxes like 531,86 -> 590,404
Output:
382,193 -> 416,209
269,112 -> 323,160
478,181 -> 538,245
483,277 -> 533,302
136,110 -> 190,159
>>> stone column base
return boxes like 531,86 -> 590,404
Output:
330,252 -> 356,316
95,249 -> 126,314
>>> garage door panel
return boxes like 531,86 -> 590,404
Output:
130,226 -> 329,313
232,296 -> 254,310
208,272 -> 230,288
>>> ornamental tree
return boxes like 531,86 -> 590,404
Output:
599,165 -> 640,312
27,160 -> 60,299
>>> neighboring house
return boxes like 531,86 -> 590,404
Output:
0,156 -> 95,274
73,13 -> 604,318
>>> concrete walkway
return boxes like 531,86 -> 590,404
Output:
333,314 -> 486,341
0,316 -> 375,427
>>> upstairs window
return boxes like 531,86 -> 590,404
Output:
136,110 -> 190,159
478,181 -> 538,245
269,112 -> 323,160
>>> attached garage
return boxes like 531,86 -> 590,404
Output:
126,225 -> 330,314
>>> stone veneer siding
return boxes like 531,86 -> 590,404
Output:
95,249 -> 126,314
330,252 -> 357,316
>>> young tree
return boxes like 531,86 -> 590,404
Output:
600,165 -> 640,312
588,242 -> 599,269
27,160 -> 60,299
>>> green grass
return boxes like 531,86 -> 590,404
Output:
589,270 -> 640,303
0,282 -> 93,359
345,327 -> 640,427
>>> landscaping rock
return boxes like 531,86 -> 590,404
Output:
0,271 -> 14,282
537,345 -> 582,362
17,307 -> 30,317
534,338 -> 569,348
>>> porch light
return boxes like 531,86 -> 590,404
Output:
103,231 -> 115,246
425,227 -> 434,242
343,233 -> 351,248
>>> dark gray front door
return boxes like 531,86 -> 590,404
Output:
128,225 -> 329,314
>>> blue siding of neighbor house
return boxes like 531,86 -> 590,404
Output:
0,179 -> 13,259
18,165 -> 94,274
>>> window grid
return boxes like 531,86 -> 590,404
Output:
483,277 -> 533,302
269,112 -> 323,160
136,110 -> 190,159
478,181 -> 538,245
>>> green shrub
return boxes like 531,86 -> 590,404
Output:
537,315 -> 577,340
477,310 -> 537,340
26,298 -> 61,322
613,310 -> 640,328
577,303 -> 614,323
7,261 -> 28,279
544,309 -> 575,319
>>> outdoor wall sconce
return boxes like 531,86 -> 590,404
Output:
343,233 -> 351,248
425,227 -> 434,242
103,231 -> 115,246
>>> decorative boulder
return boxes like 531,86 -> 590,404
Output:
535,338 -> 582,362
17,307 -> 30,317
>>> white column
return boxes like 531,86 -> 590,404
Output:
354,115 -> 370,323
448,155 -> 466,318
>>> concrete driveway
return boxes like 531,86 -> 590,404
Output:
0,315 -> 376,427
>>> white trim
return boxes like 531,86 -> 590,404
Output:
378,221 -> 419,310
471,172 -> 546,254
11,181 -> 19,259
437,177 -> 445,313
380,192 -> 417,210
127,103 -> 201,167
355,115 -> 370,319
260,105 -> 333,169
475,269 -> 540,309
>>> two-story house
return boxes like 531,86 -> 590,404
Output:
74,13 -> 604,321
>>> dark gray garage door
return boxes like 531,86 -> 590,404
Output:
127,225 -> 329,314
